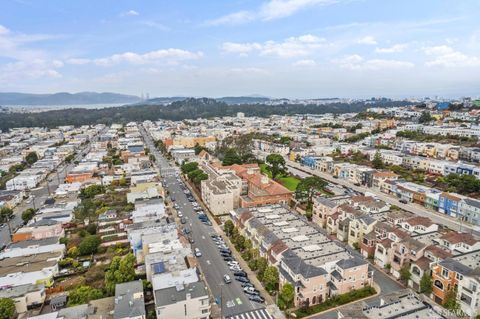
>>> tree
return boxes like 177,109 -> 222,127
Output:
265,154 -> 286,180
418,111 -> 434,124
222,148 -> 242,166
25,151 -> 38,165
372,151 -> 384,169
86,223 -> 97,235
295,176 -> 327,211
105,253 -> 136,295
262,266 -> 279,292
0,298 -> 15,319
80,184 -> 105,199
67,285 -> 103,306
78,235 -> 101,255
443,286 -> 462,316
278,283 -> 295,310
256,257 -> 268,280
21,208 -> 35,224
224,220 -> 234,237
194,143 -> 208,155
400,264 -> 411,284
0,207 -> 13,223
234,235 -> 246,251
419,273 -> 432,294
181,162 -> 198,174
67,246 -> 79,258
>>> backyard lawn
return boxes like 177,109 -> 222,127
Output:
260,164 -> 301,191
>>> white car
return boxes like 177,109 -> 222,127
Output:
178,211 -> 183,218
195,248 -> 202,257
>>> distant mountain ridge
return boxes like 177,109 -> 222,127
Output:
0,92 -> 141,105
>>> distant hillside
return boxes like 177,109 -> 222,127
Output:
216,96 -> 271,104
0,92 -> 141,105
0,97 -> 413,131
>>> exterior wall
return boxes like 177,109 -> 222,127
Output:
65,172 -> 93,183
431,264 -> 458,305
156,296 -> 210,319
334,263 -> 371,295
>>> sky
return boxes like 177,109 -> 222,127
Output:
1,0 -> 480,99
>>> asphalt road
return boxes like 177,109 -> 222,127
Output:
140,125 -> 263,317
286,161 -> 480,237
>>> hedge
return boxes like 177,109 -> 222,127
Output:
295,286 -> 376,318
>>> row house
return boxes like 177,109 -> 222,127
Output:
459,198 -> 480,226
408,245 -> 452,293
398,216 -> 439,235
433,232 -> 480,255
438,192 -> 466,218
432,257 -> 480,318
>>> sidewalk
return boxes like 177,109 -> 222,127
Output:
183,175 -> 276,306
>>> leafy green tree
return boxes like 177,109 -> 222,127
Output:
78,235 -> 101,255
400,264 -> 411,283
443,286 -> 462,316
105,253 -> 136,295
262,266 -> 279,292
0,207 -> 13,223
67,285 -> 103,306
67,246 -> 79,258
222,148 -> 242,166
295,176 -> 327,211
372,151 -> 384,169
265,154 -> 286,180
420,273 -> 432,294
256,257 -> 268,280
25,151 -> 38,165
86,223 -> 97,235
278,283 -> 294,310
194,143 -> 208,155
80,185 -> 105,199
234,235 -> 246,251
21,208 -> 35,224
418,111 -> 434,124
0,298 -> 15,319
181,162 -> 198,174
224,220 -> 234,237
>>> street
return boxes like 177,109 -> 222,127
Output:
140,125 -> 264,317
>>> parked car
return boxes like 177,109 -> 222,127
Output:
188,237 -> 195,244
399,199 -> 408,204
223,274 -> 232,284
241,282 -> 254,288
180,217 -> 187,224
178,211 -> 183,218
194,248 -> 202,257
233,271 -> 247,277
223,257 -> 234,262
234,276 -> 249,283
221,252 -> 231,258
244,286 -> 258,293
248,295 -> 265,303
244,290 -> 259,296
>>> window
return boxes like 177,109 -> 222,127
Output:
201,309 -> 209,314
434,280 -> 444,290
442,268 -> 449,278
456,273 -> 463,280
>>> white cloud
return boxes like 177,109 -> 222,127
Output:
334,54 -> 414,70
206,0 -> 340,25
423,45 -> 480,67
206,11 -> 255,26
356,36 -> 377,45
67,49 -> 204,67
121,10 -> 139,17
375,43 -> 408,53
0,59 -> 62,83
292,59 -> 317,67
222,34 -> 326,58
